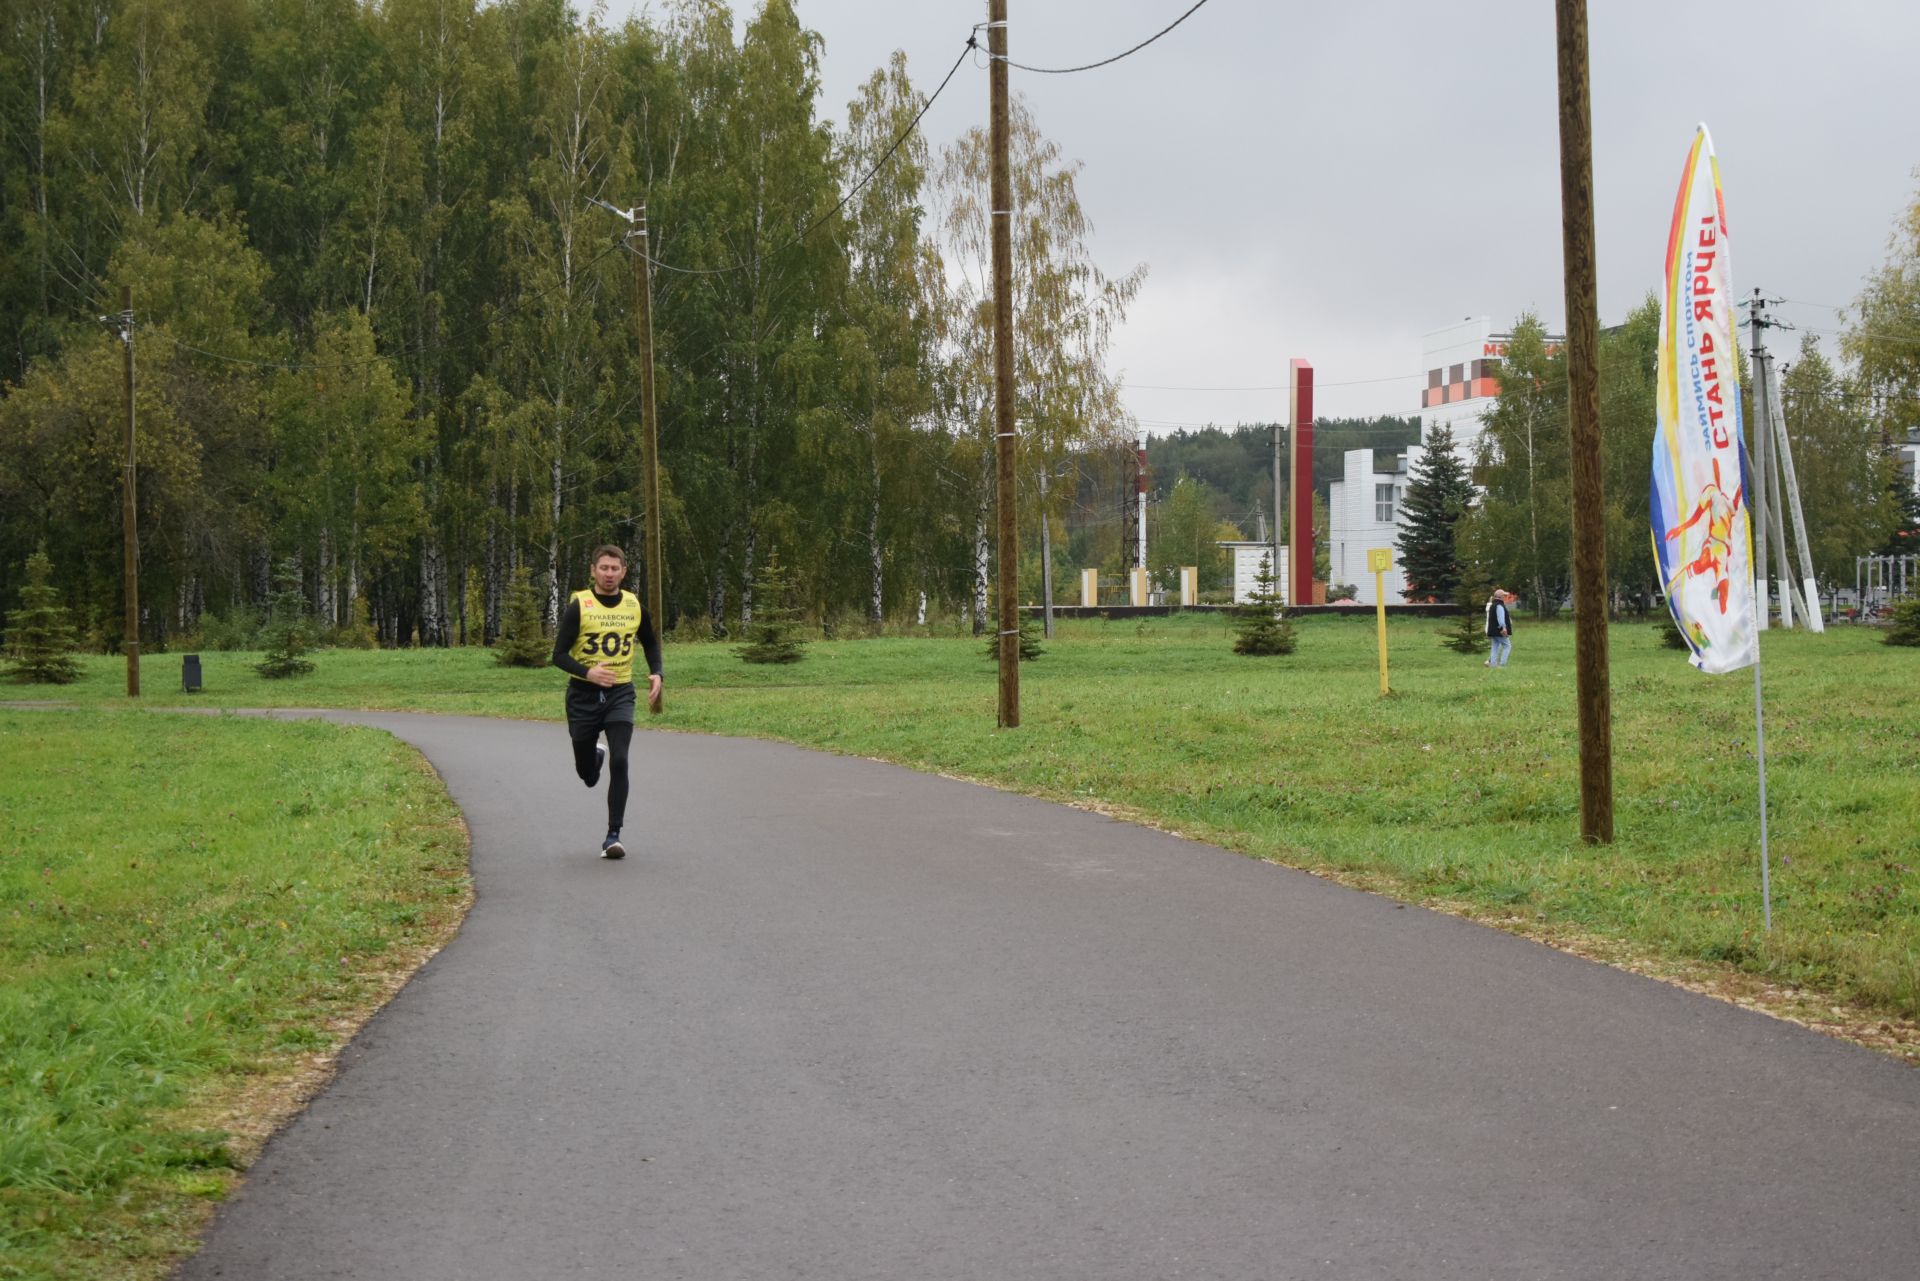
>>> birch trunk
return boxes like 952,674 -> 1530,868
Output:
318,526 -> 335,625
972,451 -> 991,635
420,535 -> 446,646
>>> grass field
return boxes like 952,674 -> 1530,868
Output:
35,612 -> 1920,1045
5,613 -> 1915,1273
0,711 -> 468,1281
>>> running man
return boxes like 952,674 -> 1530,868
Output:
551,545 -> 663,859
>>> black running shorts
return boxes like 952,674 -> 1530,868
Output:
564,680 -> 637,738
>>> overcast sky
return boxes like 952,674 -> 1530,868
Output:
608,0 -> 1920,430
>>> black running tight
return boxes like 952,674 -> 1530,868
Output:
572,721 -> 634,830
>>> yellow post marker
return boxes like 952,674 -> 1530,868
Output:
1367,548 -> 1393,695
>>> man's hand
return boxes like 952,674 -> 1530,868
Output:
647,673 -> 662,704
586,664 -> 618,688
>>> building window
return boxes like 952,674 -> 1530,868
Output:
1375,484 -> 1395,523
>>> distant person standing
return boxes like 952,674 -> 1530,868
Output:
551,545 -> 662,859
1485,588 -> 1514,669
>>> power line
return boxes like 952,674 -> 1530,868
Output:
1133,418 -> 1425,432
997,0 -> 1212,75
645,37 -> 975,278
1801,322 -> 1920,350
1126,372 -> 1425,392
1774,299 -> 1920,348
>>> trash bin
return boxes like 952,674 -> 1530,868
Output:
182,653 -> 203,692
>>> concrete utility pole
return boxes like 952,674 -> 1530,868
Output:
1748,299 -> 1777,627
1747,291 -> 1804,629
988,0 -> 1019,728
1135,429 -> 1148,573
1765,347 -> 1823,630
631,207 -> 665,712
1554,0 -> 1612,843
116,286 -> 140,697
1039,463 -> 1054,638
1270,419 -> 1284,592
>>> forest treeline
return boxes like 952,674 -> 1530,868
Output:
5,2 -> 1916,649
0,0 -> 1149,648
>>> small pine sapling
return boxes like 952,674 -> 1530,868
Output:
255,558 -> 316,679
737,554 -> 808,664
1232,554 -> 1297,656
4,546 -> 82,684
1654,605 -> 1691,650
1883,597 -> 1920,647
982,614 -> 1044,661
1442,559 -> 1493,656
494,568 -> 551,667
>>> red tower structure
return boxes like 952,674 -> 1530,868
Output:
1289,359 -> 1314,606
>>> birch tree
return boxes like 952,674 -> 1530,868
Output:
491,6 -> 631,624
934,94 -> 1143,632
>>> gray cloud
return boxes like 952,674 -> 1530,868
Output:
612,1 -> 1920,425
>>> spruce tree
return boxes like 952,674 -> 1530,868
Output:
494,567 -> 551,668
4,547 -> 81,684
982,614 -> 1045,661
1877,481 -> 1920,557
1396,426 -> 1475,602
1884,597 -> 1920,647
1654,606 -> 1691,650
1442,557 -> 1493,655
737,554 -> 808,664
255,558 -> 316,679
1232,554 -> 1297,656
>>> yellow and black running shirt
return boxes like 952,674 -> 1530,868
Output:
567,588 -> 644,684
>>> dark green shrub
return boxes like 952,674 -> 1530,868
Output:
4,546 -> 81,684
737,554 -> 807,665
1232,554 -> 1296,656
255,559 -> 315,679
1884,597 -> 1920,647
494,568 -> 550,667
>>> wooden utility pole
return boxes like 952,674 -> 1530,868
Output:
119,285 -> 140,697
631,209 -> 664,713
988,0 -> 1019,727
1554,0 -> 1612,842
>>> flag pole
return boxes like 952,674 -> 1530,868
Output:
1751,651 -> 1772,931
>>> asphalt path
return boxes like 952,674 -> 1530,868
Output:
178,712 -> 1919,1280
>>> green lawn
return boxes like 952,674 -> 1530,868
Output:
27,612 -> 1920,1040
0,711 -> 468,1281
5,613 -> 1915,1273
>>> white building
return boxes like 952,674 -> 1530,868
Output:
1327,317 -> 1562,604
1326,452 -> 1409,604
1418,316 -> 1559,462
1219,542 -> 1289,605
1896,426 -> 1920,496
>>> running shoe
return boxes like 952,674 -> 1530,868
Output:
600,829 -> 626,860
585,743 -> 605,788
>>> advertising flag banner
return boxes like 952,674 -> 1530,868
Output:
1651,125 -> 1757,674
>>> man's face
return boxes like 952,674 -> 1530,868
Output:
593,556 -> 626,595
